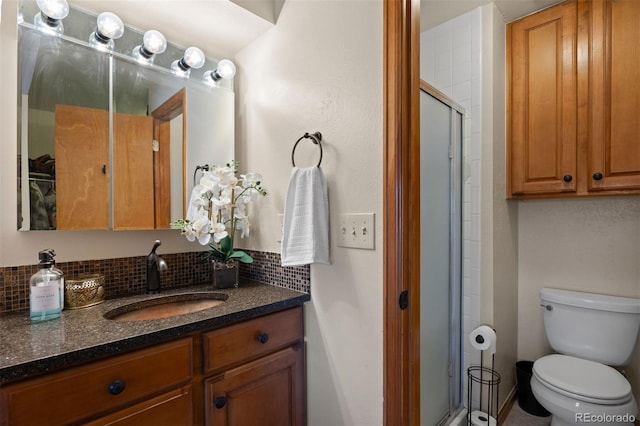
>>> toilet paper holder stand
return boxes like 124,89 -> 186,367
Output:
467,352 -> 501,425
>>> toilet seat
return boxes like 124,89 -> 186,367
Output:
533,354 -> 632,405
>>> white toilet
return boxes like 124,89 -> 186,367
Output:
531,288 -> 640,426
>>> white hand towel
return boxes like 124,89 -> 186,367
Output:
185,186 -> 200,221
281,167 -> 330,266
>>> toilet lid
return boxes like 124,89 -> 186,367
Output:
533,355 -> 631,404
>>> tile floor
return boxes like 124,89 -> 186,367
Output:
503,402 -> 551,426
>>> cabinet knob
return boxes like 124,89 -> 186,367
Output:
562,175 -> 572,183
214,397 -> 227,409
593,172 -> 603,181
108,379 -> 126,395
257,332 -> 269,344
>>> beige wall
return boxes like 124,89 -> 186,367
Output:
233,1 -> 384,425
517,197 -> 640,399
480,3 -> 519,408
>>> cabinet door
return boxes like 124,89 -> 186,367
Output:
589,0 -> 640,191
205,345 -> 305,426
508,1 -> 578,196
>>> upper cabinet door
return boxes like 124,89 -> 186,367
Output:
508,2 -> 578,197
589,0 -> 640,191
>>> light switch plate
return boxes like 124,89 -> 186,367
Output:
337,213 -> 375,250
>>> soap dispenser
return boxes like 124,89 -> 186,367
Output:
29,249 -> 63,322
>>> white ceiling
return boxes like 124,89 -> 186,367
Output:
69,0 -> 564,60
421,0 -> 564,30
71,0 -> 275,59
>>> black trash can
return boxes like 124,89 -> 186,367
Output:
515,361 -> 551,417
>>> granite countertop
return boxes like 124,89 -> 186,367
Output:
0,281 -> 310,383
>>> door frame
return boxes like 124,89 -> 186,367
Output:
383,0 -> 421,424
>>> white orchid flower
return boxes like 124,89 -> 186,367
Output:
240,187 -> 260,203
241,173 -> 262,188
210,166 -> 238,188
236,217 -> 251,238
199,172 -> 220,194
188,216 -> 212,245
173,162 -> 267,264
212,222 -> 228,243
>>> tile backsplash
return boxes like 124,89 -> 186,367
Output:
0,250 -> 309,314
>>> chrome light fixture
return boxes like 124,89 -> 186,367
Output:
89,12 -> 124,51
34,0 -> 69,35
203,59 -> 236,86
132,30 -> 167,64
171,47 -> 205,77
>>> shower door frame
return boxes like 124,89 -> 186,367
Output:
419,81 -> 465,425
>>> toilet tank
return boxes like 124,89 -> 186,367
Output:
540,288 -> 640,366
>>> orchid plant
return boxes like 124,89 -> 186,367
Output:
171,161 -> 267,265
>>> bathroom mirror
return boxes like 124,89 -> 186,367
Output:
17,2 -> 234,231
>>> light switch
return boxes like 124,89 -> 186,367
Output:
337,213 -> 375,250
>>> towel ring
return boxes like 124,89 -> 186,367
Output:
291,132 -> 323,167
193,164 -> 209,185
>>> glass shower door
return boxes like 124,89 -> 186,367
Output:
419,88 -> 463,426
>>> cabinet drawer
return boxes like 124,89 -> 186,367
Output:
85,385 -> 193,426
203,307 -> 303,374
0,338 -> 192,426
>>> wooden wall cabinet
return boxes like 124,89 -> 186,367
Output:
507,0 -> 640,198
0,307 -> 305,426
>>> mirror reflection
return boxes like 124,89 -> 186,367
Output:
17,3 -> 235,231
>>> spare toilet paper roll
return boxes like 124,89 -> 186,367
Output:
469,410 -> 497,426
469,325 -> 497,354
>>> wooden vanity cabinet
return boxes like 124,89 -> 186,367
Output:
507,0 -> 640,198
201,307 -> 305,426
0,306 -> 305,426
0,338 -> 193,426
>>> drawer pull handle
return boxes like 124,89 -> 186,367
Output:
215,397 -> 227,409
257,332 -> 269,344
562,174 -> 572,183
108,379 -> 126,395
593,172 -> 603,181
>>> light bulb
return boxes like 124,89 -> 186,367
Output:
96,12 -> 124,40
216,59 -> 236,80
183,47 -> 205,69
36,0 -> 69,20
132,30 -> 166,64
89,12 -> 124,51
171,47 -> 205,77
34,0 -> 69,34
203,59 -> 236,87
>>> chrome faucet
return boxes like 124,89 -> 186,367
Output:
146,240 -> 168,294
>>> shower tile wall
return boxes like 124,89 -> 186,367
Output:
420,6 -> 483,403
